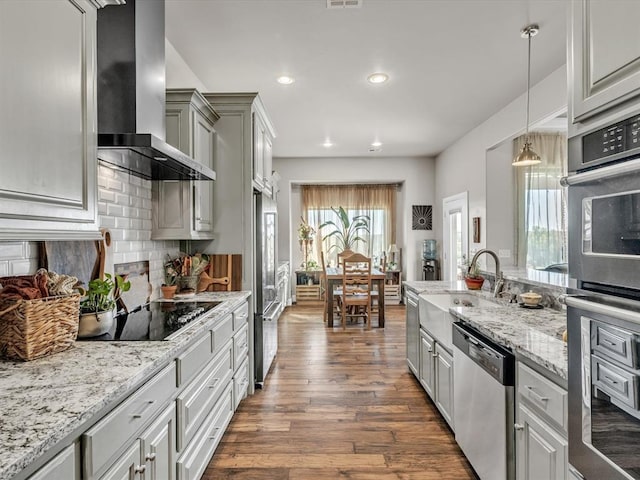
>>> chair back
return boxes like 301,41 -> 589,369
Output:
341,253 -> 372,301
337,249 -> 355,267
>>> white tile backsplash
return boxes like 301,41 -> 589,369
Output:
0,165 -> 180,300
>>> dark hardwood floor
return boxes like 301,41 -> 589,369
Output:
203,304 -> 478,479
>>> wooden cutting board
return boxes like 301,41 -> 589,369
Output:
204,254 -> 242,291
40,241 -> 101,290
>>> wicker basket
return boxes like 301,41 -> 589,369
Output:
0,293 -> 81,361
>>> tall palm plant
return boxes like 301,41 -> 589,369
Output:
319,206 -> 370,252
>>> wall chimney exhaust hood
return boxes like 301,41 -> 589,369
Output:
96,0 -> 216,181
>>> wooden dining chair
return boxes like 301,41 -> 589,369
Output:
340,253 -> 372,330
320,251 -> 341,323
337,249 -> 355,267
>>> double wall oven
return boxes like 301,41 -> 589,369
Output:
564,111 -> 640,479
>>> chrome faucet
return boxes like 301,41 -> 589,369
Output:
469,249 -> 504,297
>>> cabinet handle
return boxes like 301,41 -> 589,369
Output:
432,353 -> 439,358
208,378 -> 220,389
131,400 -> 155,419
134,464 -> 146,474
514,423 -> 524,431
145,453 -> 156,462
209,428 -> 221,440
603,375 -> 619,385
525,385 -> 549,405
427,347 -> 433,353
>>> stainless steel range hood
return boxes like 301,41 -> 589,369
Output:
96,0 -> 216,181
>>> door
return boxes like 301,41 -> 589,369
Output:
192,111 -> 216,233
516,403 -> 567,480
140,404 -> 175,480
435,343 -> 454,428
442,192 -> 468,281
419,328 -> 435,398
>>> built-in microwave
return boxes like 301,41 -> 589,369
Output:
564,112 -> 640,295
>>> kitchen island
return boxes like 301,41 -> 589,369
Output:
0,291 -> 251,480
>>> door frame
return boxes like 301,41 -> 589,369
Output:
442,192 -> 469,281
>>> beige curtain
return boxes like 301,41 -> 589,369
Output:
301,184 -> 397,266
514,132 -> 568,269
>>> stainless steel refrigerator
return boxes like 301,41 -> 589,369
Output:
254,192 -> 280,387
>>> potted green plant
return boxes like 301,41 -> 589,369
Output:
78,274 -> 130,338
319,206 -> 370,252
161,259 -> 179,299
464,261 -> 484,290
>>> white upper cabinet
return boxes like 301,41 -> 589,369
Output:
0,0 -> 106,240
251,101 -> 276,196
152,89 -> 219,240
570,0 -> 640,125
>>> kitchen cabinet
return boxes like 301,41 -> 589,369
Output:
139,404 -> 176,480
434,343 -> 454,428
515,362 -> 568,480
0,0 -> 106,240
252,109 -> 275,195
152,89 -> 219,240
569,0 -> 640,125
27,444 -> 79,480
419,328 -> 435,398
405,290 -> 420,376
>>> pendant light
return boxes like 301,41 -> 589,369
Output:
513,24 -> 541,167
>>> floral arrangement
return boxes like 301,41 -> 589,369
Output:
297,217 -> 315,244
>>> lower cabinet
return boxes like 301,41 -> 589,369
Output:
418,326 -> 454,430
516,404 -> 568,480
434,343 -> 454,428
515,362 -> 568,480
139,405 -> 176,480
27,443 -> 79,480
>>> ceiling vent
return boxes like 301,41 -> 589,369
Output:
327,0 -> 362,9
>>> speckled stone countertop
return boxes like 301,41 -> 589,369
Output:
0,291 -> 250,480
404,280 -> 567,380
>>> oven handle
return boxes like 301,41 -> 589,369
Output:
561,294 -> 640,325
560,157 -> 640,186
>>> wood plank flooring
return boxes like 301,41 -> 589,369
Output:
203,304 -> 478,480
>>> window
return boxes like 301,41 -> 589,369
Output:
514,133 -> 568,269
301,184 -> 397,267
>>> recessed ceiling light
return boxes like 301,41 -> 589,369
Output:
277,75 -> 295,85
371,141 -> 383,147
367,73 -> 389,84
323,140 -> 334,148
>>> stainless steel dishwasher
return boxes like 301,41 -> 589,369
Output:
452,322 -> 515,480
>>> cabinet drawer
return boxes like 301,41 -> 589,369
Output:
234,357 -> 250,410
177,384 -> 234,480
212,313 -> 233,354
233,323 -> 249,371
592,354 -> 639,409
592,320 -> 639,369
517,363 -> 567,432
176,341 -> 233,452
176,331 -> 213,386
29,443 -> 78,480
83,363 -> 176,478
233,302 -> 249,330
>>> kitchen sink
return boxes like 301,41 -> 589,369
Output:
418,293 -> 497,350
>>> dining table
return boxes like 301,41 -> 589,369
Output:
325,266 -> 386,328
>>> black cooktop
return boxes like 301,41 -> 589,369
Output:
81,301 -> 222,341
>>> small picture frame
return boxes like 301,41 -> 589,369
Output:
412,205 -> 432,230
473,217 -> 481,243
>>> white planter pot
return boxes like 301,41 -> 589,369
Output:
78,310 -> 114,338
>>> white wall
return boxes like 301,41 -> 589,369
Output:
273,155 -> 436,282
165,39 -> 208,91
434,65 -> 567,266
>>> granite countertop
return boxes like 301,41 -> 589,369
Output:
404,280 -> 568,380
0,291 -> 251,480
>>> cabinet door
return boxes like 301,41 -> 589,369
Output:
262,130 -> 273,197
435,344 -> 454,428
252,113 -> 265,190
140,404 -> 176,480
570,0 -> 640,123
28,444 -> 79,480
192,110 -> 215,233
405,292 -> 419,376
419,328 -> 435,399
99,442 -> 143,480
516,403 -> 568,480
0,0 -> 98,239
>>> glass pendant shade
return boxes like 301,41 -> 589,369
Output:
512,140 -> 541,166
